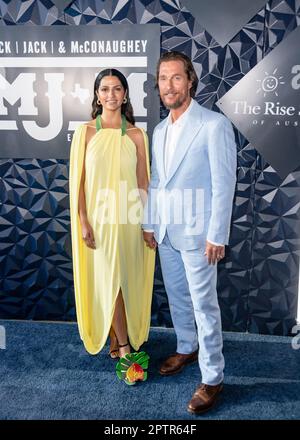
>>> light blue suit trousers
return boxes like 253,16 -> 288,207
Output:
159,232 -> 225,385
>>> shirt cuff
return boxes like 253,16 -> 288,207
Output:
143,229 -> 154,233
207,239 -> 225,247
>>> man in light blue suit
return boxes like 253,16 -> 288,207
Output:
142,51 -> 237,414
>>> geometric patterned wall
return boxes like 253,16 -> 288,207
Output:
0,0 -> 299,335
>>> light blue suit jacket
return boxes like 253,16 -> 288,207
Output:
142,99 -> 237,251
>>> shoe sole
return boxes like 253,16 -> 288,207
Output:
187,385 -> 224,415
159,356 -> 198,376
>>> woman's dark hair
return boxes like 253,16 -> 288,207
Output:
156,51 -> 198,98
91,68 -> 135,124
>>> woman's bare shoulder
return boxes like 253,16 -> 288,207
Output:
126,122 -> 144,131
127,125 -> 145,142
126,125 -> 147,156
84,119 -> 96,128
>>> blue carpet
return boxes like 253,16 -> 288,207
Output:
0,320 -> 299,420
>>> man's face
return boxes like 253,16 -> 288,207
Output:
158,60 -> 192,110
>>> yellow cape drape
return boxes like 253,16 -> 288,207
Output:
69,125 -> 155,354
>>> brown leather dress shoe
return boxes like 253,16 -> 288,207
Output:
159,350 -> 198,376
188,382 -> 223,414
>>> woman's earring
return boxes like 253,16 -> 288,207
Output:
123,97 -> 127,104
97,98 -> 101,106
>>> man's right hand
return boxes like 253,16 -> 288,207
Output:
81,219 -> 96,249
143,231 -> 157,249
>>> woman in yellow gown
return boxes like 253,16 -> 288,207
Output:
69,69 -> 155,358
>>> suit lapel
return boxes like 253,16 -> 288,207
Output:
165,102 -> 204,185
154,118 -> 168,182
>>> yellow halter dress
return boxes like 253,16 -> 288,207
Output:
69,115 -> 155,354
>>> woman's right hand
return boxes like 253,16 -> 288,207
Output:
80,219 -> 96,249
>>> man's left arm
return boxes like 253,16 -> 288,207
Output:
206,116 -> 237,259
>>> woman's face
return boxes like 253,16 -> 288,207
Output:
96,75 -> 126,112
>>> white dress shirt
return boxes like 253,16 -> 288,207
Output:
144,99 -> 224,247
164,98 -> 193,175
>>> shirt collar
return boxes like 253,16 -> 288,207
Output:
167,98 -> 194,127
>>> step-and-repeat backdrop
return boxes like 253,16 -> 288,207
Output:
0,0 -> 299,335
